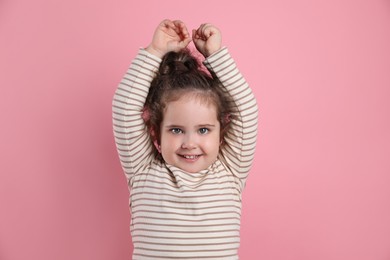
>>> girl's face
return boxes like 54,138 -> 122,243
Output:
159,95 -> 221,173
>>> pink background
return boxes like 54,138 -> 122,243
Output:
1,0 -> 389,259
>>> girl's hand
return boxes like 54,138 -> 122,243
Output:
192,24 -> 222,58
146,19 -> 191,58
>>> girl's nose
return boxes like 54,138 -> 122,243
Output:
181,134 -> 196,149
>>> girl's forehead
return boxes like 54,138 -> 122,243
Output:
162,97 -> 219,125
167,91 -> 217,107
163,94 -> 218,117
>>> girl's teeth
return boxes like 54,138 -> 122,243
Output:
184,155 -> 197,159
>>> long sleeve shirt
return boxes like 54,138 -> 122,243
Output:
112,47 -> 258,260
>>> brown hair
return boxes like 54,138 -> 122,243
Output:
144,49 -> 235,157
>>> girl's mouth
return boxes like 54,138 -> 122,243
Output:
180,154 -> 200,160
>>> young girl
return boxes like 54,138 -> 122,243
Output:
113,19 -> 258,259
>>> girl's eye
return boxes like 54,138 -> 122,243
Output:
170,128 -> 183,134
199,128 -> 209,135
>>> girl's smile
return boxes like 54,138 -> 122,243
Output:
159,94 -> 221,173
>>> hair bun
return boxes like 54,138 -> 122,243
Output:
160,50 -> 199,75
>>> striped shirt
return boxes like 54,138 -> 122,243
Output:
112,47 -> 258,259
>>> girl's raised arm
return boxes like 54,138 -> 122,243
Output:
205,48 -> 258,190
112,50 -> 161,182
195,24 -> 258,190
112,19 -> 191,183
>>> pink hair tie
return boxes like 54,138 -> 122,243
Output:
142,108 -> 150,121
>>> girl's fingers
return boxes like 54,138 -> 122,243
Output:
172,20 -> 183,32
192,30 -> 198,41
195,24 -> 205,37
192,29 -> 198,39
173,20 -> 191,39
202,24 -> 217,38
194,23 -> 215,40
176,21 -> 187,31
161,19 -> 175,29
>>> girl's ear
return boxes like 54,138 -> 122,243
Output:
219,113 -> 231,146
143,109 -> 161,153
150,128 -> 161,153
153,139 -> 161,153
224,113 -> 231,124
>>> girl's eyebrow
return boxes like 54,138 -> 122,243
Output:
164,124 -> 184,128
198,124 -> 216,128
164,124 -> 216,128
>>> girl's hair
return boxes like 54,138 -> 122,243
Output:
144,49 -> 235,157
